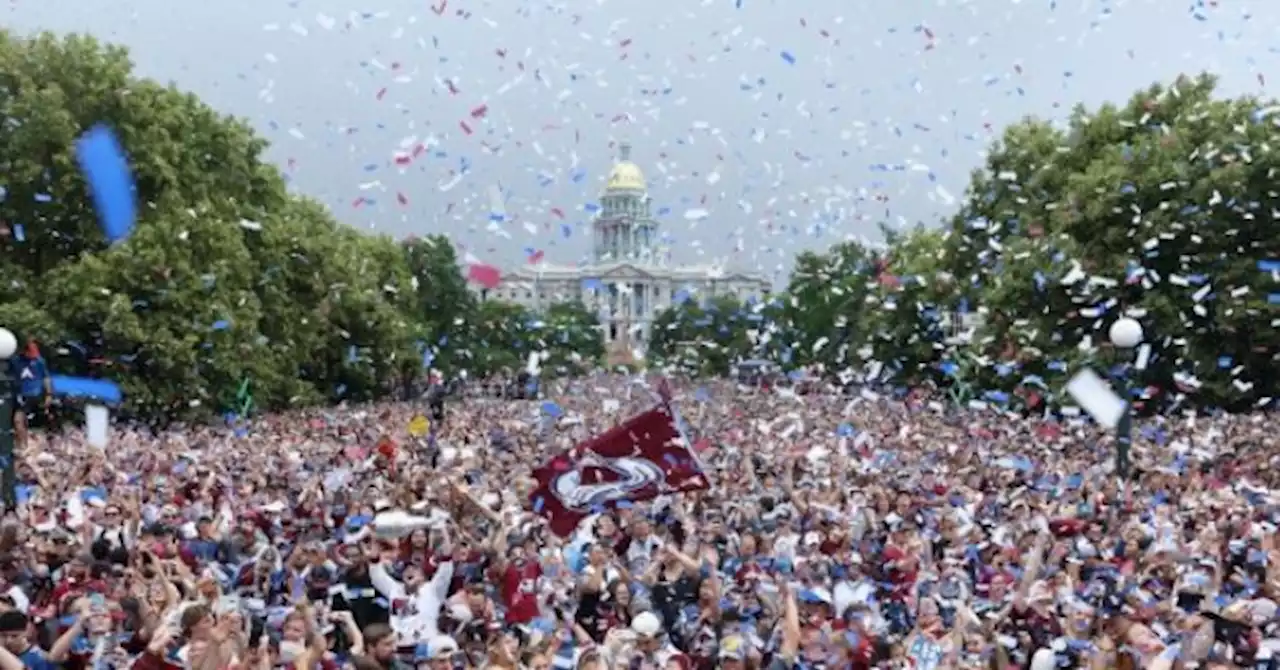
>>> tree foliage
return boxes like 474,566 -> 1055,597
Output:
649,73 -> 1279,411
942,73 -> 1280,411
647,294 -> 781,375
0,30 -> 603,423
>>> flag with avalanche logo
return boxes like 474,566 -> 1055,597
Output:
529,403 -> 709,536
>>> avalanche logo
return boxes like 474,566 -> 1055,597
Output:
551,452 -> 663,512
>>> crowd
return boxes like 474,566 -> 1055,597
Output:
1,370 -> 1279,670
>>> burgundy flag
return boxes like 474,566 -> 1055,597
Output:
529,404 -> 709,536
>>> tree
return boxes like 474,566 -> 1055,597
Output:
39,199 -> 273,418
779,241 -> 879,373
0,30 -> 427,422
402,235 -> 476,374
861,227 -> 958,384
648,294 -> 763,375
941,73 -> 1280,410
536,301 -> 605,376
456,300 -> 534,376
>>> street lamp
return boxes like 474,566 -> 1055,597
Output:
1108,317 -> 1144,481
0,328 -> 15,512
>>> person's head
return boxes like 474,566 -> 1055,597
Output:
575,649 -> 605,670
342,541 -> 366,567
196,573 -> 219,601
0,611 -> 27,654
409,528 -> 429,549
465,582 -> 487,611
282,610 -> 308,643
416,635 -> 460,670
632,611 -> 662,653
403,564 -> 425,590
22,338 -> 37,359
180,603 -> 215,641
101,506 -> 122,527
610,580 -> 631,607
365,623 -> 398,661
717,635 -> 747,670
698,580 -> 716,603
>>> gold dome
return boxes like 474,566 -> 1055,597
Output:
604,142 -> 646,192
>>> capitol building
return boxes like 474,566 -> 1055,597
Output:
473,143 -> 771,352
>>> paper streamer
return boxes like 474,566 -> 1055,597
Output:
51,376 -> 123,405
75,124 -> 137,244
85,405 -> 109,448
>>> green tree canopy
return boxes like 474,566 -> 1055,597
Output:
648,294 -> 777,375
654,73 -> 1280,413
940,73 -> 1280,410
0,30 -> 603,423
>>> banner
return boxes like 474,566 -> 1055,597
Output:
529,404 -> 709,536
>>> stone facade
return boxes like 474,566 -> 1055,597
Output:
473,142 -> 771,349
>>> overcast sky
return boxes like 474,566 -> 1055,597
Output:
6,0 -> 1278,282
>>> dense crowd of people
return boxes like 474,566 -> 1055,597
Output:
1,369 -> 1279,670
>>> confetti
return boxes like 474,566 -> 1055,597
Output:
75,124 -> 136,244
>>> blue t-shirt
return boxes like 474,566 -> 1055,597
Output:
10,355 -> 48,397
19,646 -> 56,670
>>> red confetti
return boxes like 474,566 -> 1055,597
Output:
430,0 -> 446,15
467,263 -> 501,289
470,105 -> 488,118
550,207 -> 565,219
460,121 -> 472,134
353,197 -> 367,208
397,192 -> 408,205
376,87 -> 388,100
619,38 -> 632,48
445,80 -> 460,95
394,154 -> 412,166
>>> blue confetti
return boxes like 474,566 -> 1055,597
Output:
75,124 -> 137,244
780,51 -> 796,64
51,376 -> 123,405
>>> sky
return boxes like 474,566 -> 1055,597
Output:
6,0 -> 1280,285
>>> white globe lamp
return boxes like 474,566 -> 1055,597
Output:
1109,317 -> 1144,350
0,328 -> 15,360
